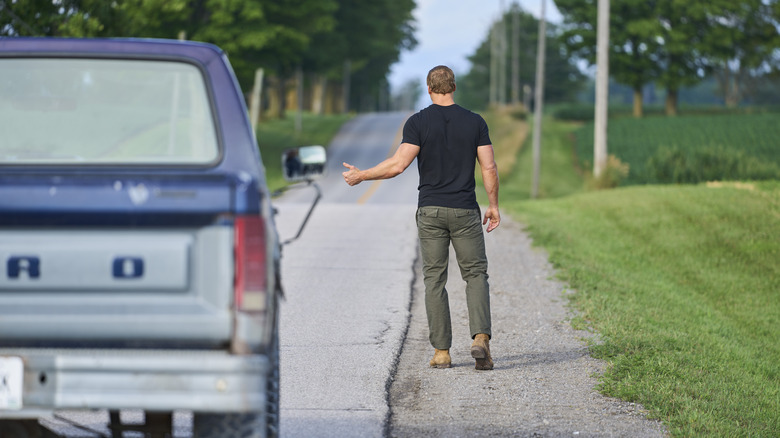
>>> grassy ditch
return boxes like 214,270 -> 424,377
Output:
507,182 -> 779,437
476,111 -> 584,204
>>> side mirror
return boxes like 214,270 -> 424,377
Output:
282,145 -> 327,182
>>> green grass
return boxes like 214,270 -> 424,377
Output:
573,112 -> 780,184
256,112 -> 353,191
505,183 -> 780,437
476,114 -> 584,205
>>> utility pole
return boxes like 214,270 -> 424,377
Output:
531,0 -> 546,199
498,0 -> 507,106
490,23 -> 498,106
342,59 -> 351,114
594,0 -> 610,176
249,68 -> 264,132
511,2 -> 520,105
295,66 -> 303,134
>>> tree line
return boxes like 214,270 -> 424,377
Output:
457,1 -> 779,117
0,0 -> 416,118
457,3 -> 587,112
557,0 -> 780,116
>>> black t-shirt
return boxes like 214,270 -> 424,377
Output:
402,104 -> 492,209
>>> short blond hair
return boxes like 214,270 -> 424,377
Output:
427,65 -> 456,94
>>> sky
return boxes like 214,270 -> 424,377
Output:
388,0 -> 562,109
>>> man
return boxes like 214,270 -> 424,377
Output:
342,65 -> 499,370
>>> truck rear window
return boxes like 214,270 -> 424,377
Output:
0,58 -> 219,165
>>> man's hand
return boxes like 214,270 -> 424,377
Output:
483,206 -> 500,233
342,162 -> 363,186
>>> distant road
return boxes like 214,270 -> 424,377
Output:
274,112 -> 417,206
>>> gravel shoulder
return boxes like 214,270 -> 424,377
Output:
388,213 -> 668,437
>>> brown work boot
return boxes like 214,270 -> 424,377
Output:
429,349 -> 451,368
471,334 -> 494,370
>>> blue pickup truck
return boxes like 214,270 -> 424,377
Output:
0,38 -> 282,437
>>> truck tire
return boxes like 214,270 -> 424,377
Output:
0,420 -> 43,438
193,330 -> 280,438
193,413 -> 264,438
265,328 -> 280,438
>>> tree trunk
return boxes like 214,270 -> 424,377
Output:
342,59 -> 351,114
731,76 -> 740,107
268,76 -> 287,119
715,67 -> 729,107
285,74 -> 298,111
324,83 -> 339,115
266,76 -> 281,119
716,66 -> 741,108
311,75 -> 327,115
725,67 -> 741,108
632,87 -> 643,118
665,89 -> 678,116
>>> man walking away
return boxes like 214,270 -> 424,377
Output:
342,65 -> 500,370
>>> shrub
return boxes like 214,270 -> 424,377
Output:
510,106 -> 528,120
587,155 -> 630,189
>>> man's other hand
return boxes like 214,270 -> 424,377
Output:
483,206 -> 500,233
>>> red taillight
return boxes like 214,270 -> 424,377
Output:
234,215 -> 267,312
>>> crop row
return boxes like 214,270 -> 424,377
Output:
573,112 -> 780,184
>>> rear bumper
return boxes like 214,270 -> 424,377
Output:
0,348 -> 270,417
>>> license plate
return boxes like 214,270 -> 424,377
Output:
0,356 -> 23,410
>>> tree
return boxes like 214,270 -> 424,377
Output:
1,0 -> 416,116
559,0 -> 780,115
458,4 -> 585,111
391,77 -> 423,111
300,0 -> 416,114
654,0 -> 713,115
558,0 -> 661,117
703,0 -> 780,107
0,0 -> 84,36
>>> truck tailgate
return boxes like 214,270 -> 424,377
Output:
0,175 -> 242,348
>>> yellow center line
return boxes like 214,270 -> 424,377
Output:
356,121 -> 406,205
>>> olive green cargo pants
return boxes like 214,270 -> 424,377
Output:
416,206 -> 492,350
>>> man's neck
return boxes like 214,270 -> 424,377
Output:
430,92 -> 455,106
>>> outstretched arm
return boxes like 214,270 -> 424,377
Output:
342,142 -> 420,186
477,144 -> 500,232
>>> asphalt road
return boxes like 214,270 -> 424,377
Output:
274,111 -> 418,438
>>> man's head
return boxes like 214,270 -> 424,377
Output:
427,65 -> 456,95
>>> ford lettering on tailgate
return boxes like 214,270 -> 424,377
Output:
0,232 -> 190,290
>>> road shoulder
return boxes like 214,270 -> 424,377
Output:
389,213 -> 667,437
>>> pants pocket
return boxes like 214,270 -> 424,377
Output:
417,206 -> 439,218
417,207 -> 447,238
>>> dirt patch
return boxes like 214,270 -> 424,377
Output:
706,181 -> 756,190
